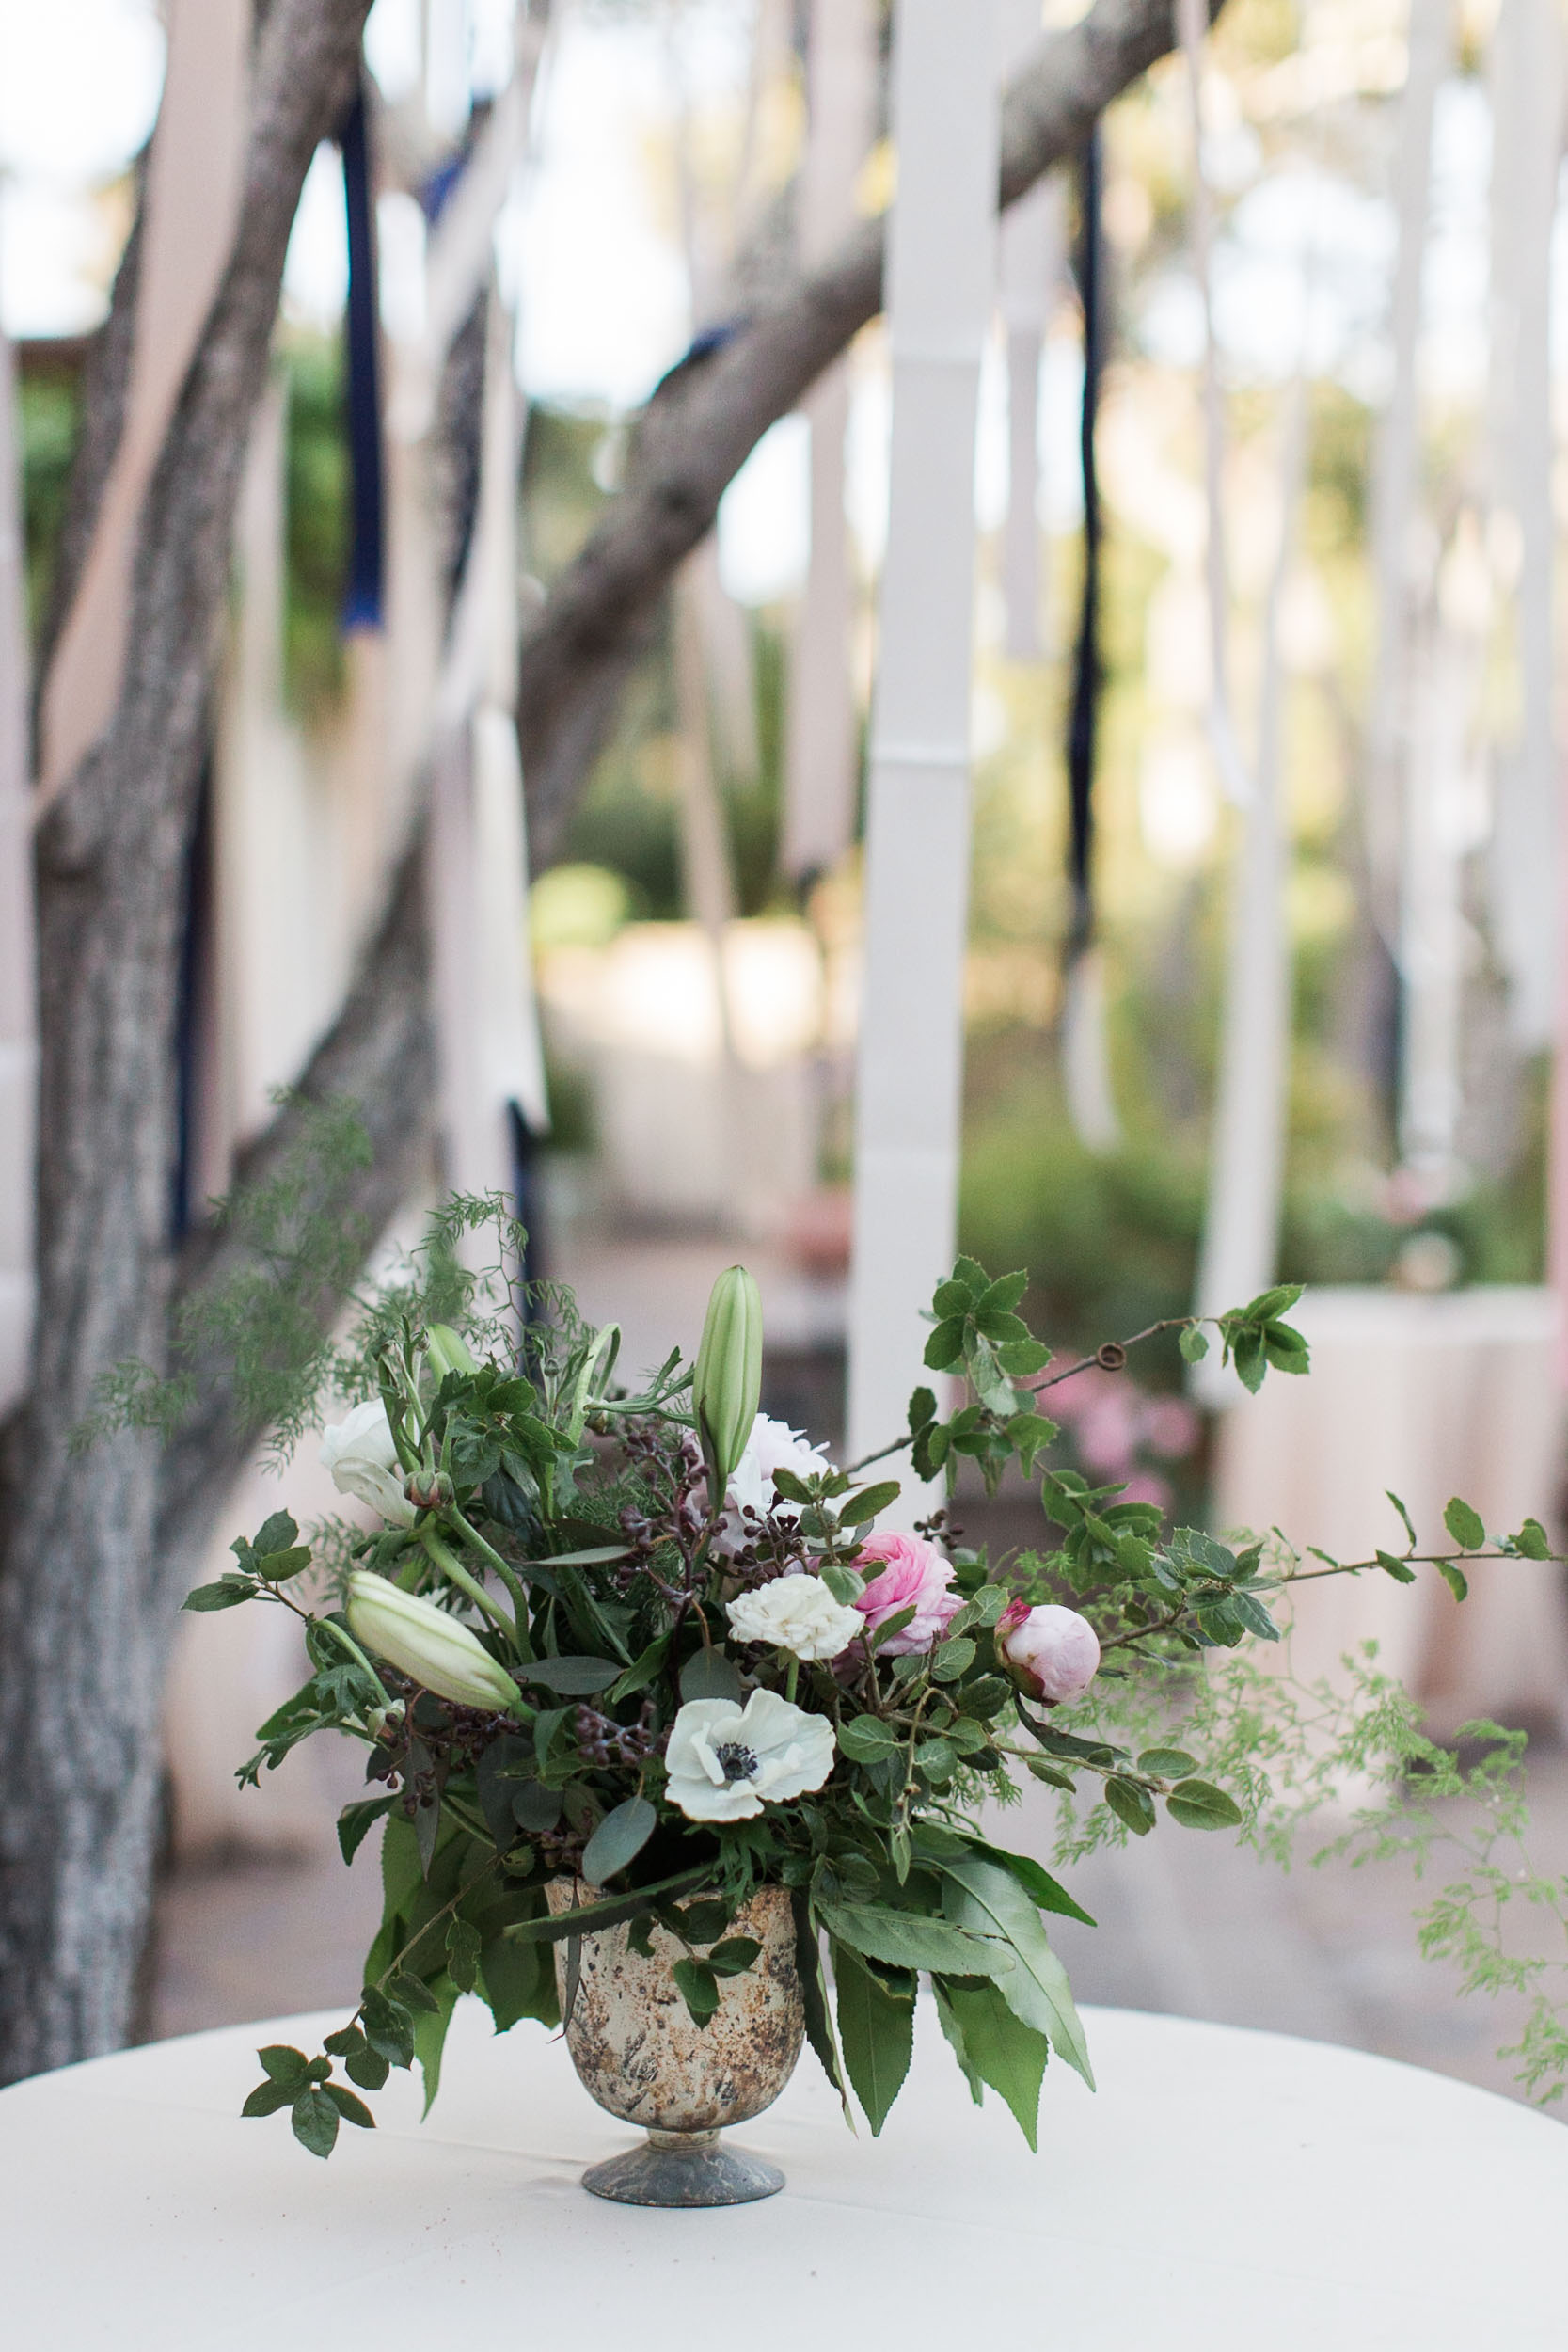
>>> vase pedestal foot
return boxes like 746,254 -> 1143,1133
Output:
581,2127 -> 784,2207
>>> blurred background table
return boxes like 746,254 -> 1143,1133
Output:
1213,1285 -> 1568,1734
3,2001 -> 1561,2351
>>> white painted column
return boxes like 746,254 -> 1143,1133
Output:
1175,0 -> 1249,806
781,0 -> 876,880
1485,0 -> 1561,1051
1191,375 -> 1308,1403
1365,0 -> 1449,939
847,0 -> 1002,1483
998,0 -> 1060,664
0,318 -> 35,1417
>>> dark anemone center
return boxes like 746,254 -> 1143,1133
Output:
714,1740 -> 760,1784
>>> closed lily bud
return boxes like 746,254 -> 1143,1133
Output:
996,1599 -> 1101,1708
425,1323 -> 477,1381
346,1571 -> 521,1710
692,1264 -> 763,1494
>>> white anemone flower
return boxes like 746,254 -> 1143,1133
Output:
664,1690 -> 836,1822
717,1414 -> 834,1554
319,1399 -> 416,1526
725,1575 -> 863,1662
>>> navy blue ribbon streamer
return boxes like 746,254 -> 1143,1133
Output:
340,86 -> 385,631
1066,126 -> 1103,961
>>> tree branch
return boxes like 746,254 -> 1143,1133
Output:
154,830 -> 436,1581
517,0 -> 1214,854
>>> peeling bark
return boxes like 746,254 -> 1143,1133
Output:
0,0 -> 373,2081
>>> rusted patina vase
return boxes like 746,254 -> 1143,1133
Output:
545,1878 -> 805,2206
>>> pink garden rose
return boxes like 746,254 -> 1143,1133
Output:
850,1533 -> 963,1657
996,1599 -> 1101,1707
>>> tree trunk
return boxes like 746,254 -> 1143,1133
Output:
0,0 -> 372,2080
0,0 -> 1212,2081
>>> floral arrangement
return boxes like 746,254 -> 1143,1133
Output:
180,1197 -> 1564,2161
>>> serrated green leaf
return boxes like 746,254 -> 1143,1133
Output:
344,2042 -> 391,2090
672,1958 -> 720,2026
182,1579 -> 255,1613
923,1315 -> 968,1373
337,1796 -> 395,1867
706,1936 -> 761,1977
1435,1559 -> 1469,1604
837,1715 -> 898,1761
446,1917 -> 483,1994
1513,1517 -> 1552,1560
834,1945 -> 913,2136
1376,1549 -> 1418,1583
930,1636 -> 976,1683
241,2079 -> 294,2118
932,1978 -> 1048,2151
1179,1324 -> 1210,1363
1443,1496 -> 1485,1551
291,2086 -> 340,2159
908,1385 -> 939,1432
1386,1490 -> 1418,1548
257,2044 -> 310,2089
816,1900 -> 1004,1977
324,2084 -> 375,2129
938,1855 -> 1093,2089
1137,1747 -> 1197,1777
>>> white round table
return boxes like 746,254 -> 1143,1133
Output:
2,2001 -> 1561,2349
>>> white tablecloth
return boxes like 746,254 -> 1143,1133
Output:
2,2000 -> 1561,2350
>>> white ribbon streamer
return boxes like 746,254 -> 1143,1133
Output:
1176,0 -> 1250,808
781,0 -> 876,878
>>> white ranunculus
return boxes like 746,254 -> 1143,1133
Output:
717,1414 -> 834,1554
725,1575 -> 863,1662
319,1399 -> 416,1526
664,1690 -> 836,1822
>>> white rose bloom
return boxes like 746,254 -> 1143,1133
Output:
319,1399 -> 416,1526
664,1690 -> 836,1821
725,1575 -> 863,1662
717,1414 -> 835,1554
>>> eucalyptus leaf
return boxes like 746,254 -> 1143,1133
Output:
522,1655 -> 623,1696
678,1647 -> 745,1704
581,1795 -> 657,1886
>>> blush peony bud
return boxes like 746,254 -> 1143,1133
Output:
996,1599 -> 1101,1707
345,1572 -> 521,1710
692,1265 -> 764,1494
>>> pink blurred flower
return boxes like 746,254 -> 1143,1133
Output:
996,1599 -> 1101,1706
1139,1395 -> 1199,1460
1118,1472 -> 1172,1513
849,1533 -> 962,1657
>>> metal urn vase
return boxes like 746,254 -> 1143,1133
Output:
546,1879 -> 805,2207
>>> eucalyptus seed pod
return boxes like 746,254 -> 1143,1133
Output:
692,1264 -> 763,1495
346,1571 -> 521,1710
